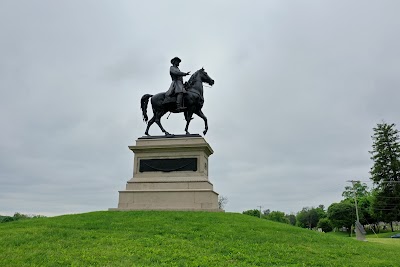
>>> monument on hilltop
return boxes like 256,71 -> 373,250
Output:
110,57 -> 222,211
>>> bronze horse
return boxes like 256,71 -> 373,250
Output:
141,68 -> 214,136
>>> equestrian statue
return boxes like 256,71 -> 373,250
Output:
140,57 -> 215,136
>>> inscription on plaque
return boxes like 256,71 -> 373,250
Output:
139,158 -> 197,172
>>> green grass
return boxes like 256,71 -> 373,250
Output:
0,211 -> 399,266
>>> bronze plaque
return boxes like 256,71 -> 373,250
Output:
139,158 -> 197,172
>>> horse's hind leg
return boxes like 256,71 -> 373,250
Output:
145,116 -> 156,136
195,109 -> 208,135
155,111 -> 170,135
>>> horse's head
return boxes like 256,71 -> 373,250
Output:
198,68 -> 215,86
188,68 -> 215,87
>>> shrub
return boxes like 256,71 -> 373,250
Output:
242,209 -> 261,218
317,218 -> 333,232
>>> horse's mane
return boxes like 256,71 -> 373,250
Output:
186,69 -> 202,88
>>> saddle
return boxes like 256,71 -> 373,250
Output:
163,95 -> 177,105
163,82 -> 191,105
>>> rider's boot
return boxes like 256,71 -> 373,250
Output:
175,93 -> 186,111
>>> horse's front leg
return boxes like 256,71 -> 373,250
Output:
195,109 -> 208,135
184,111 -> 194,135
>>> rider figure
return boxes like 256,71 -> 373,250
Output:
165,57 -> 190,111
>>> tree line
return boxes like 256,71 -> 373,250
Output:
0,212 -> 45,223
243,122 -> 400,234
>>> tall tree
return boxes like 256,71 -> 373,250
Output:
342,182 -> 369,199
218,195 -> 228,210
369,122 -> 400,229
341,182 -> 374,225
264,211 -> 289,224
285,214 -> 297,226
296,207 -> 321,229
327,202 -> 355,236
263,209 -> 271,216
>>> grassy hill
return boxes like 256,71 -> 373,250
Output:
0,211 -> 399,266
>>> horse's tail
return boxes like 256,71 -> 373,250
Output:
140,94 -> 153,122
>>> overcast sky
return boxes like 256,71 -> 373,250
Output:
1,1 -> 399,216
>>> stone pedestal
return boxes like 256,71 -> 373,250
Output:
110,135 -> 222,211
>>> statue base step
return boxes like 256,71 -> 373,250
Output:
111,188 -> 220,211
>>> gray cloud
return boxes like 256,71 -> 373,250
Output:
1,0 -> 399,216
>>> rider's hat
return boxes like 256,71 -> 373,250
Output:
171,57 -> 181,64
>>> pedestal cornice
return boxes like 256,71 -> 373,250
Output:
129,135 -> 213,156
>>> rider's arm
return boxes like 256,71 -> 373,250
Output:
170,66 -> 188,76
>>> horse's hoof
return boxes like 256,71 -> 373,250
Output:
203,130 -> 207,135
165,132 -> 171,136
185,131 -> 190,135
145,132 -> 150,136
